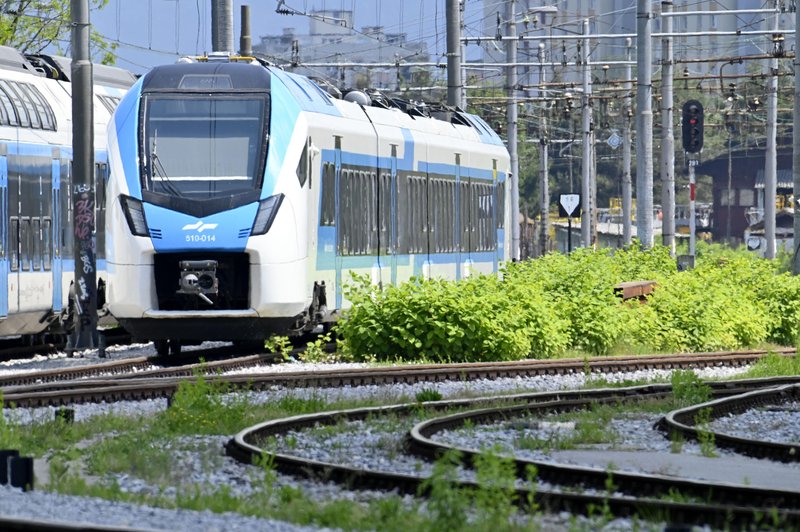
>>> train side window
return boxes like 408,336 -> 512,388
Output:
20,217 -> 30,271
9,217 -> 18,271
42,218 -> 52,271
496,181 -> 505,229
0,81 -> 30,128
20,83 -> 56,131
0,85 -> 17,126
32,218 -> 41,270
296,139 -> 309,188
14,83 -> 41,129
321,163 -> 335,226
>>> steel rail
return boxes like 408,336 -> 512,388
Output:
406,396 -> 800,509
662,383 -> 800,462
2,347 -> 792,390
227,383 -> 800,529
3,351 -> 800,408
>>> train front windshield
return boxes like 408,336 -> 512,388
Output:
141,95 -> 269,200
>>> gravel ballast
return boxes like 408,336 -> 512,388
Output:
0,343 -> 779,530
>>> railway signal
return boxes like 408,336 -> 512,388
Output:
681,100 -> 704,154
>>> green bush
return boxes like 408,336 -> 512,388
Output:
337,244 -> 796,362
338,274 -> 560,362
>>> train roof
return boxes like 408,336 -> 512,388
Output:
43,55 -> 137,88
142,62 -> 271,92
0,46 -> 38,75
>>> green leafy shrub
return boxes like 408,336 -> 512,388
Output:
338,273 -> 564,362
337,244 -> 796,362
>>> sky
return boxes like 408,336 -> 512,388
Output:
89,0 -> 486,74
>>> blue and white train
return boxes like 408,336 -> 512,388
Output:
0,46 -> 135,341
105,55 -> 510,354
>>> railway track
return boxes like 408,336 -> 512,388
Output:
662,383 -> 800,462
2,348 -> 795,408
226,379 -> 800,529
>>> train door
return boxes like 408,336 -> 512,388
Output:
389,145 -> 398,286
454,154 -> 462,281
7,171 -> 19,314
333,136 -> 342,309
460,159 -> 475,277
51,158 -> 62,312
0,153 -> 7,319
12,154 -> 53,314
59,158 -> 72,311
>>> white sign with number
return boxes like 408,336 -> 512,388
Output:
560,194 -> 580,217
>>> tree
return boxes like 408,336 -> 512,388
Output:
0,0 -> 116,65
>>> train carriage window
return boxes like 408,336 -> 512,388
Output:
296,139 -> 309,188
42,218 -> 52,271
141,95 -> 269,203
15,83 -> 40,129
496,181 -> 505,229
20,217 -> 30,271
0,81 -> 30,128
321,162 -> 335,226
0,84 -> 17,126
60,160 -> 73,255
20,83 -> 56,131
32,218 -> 41,270
369,172 -> 378,254
9,217 -> 18,271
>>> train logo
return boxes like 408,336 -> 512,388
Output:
181,221 -> 218,233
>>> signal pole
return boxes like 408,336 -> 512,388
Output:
682,100 -> 704,266
68,0 -> 99,353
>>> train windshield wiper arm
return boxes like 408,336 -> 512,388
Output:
149,131 -> 183,197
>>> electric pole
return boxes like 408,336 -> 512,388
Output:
212,0 -> 234,53
661,1 -> 675,253
539,42 -> 549,256
68,0 -> 99,353
795,0 -> 800,274
636,0 -> 654,248
507,0 -> 520,260
446,0 -> 462,108
239,5 -> 252,56
622,38 -> 633,245
765,1 -> 779,259
581,19 -> 592,248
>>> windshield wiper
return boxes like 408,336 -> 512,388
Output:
149,130 -> 183,197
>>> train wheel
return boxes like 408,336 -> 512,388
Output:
169,340 -> 182,355
154,339 -> 169,356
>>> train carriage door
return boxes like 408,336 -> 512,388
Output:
7,171 -> 19,314
51,158 -> 62,312
0,153 -> 7,319
389,145 -> 398,286
454,154 -> 462,281
333,136 -> 342,309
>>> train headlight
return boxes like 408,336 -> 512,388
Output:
120,195 -> 149,236
251,193 -> 284,236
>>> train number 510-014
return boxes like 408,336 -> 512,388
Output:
185,234 -> 216,243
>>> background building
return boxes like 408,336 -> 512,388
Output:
254,9 -> 429,90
